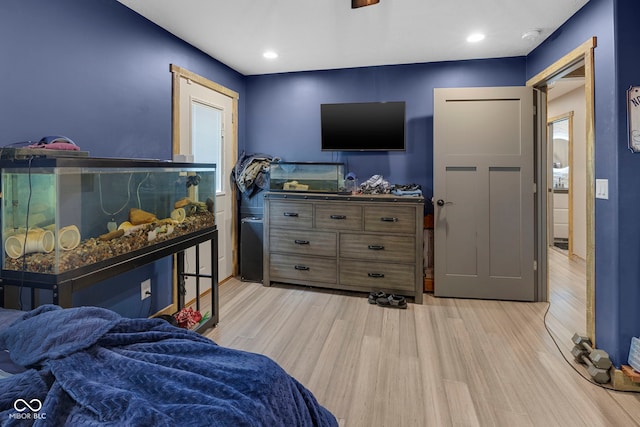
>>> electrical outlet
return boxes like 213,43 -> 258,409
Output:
140,279 -> 151,300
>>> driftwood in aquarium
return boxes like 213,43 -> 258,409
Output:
174,197 -> 214,214
129,208 -> 157,225
99,229 -> 124,241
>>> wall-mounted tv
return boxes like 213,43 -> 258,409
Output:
321,101 -> 405,151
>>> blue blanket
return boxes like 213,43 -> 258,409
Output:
0,305 -> 337,427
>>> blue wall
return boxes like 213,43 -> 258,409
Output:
0,0 -> 246,317
245,58 -> 526,205
613,0 -> 640,366
0,0 -> 246,158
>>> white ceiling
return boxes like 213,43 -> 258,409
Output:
118,0 -> 590,76
548,77 -> 585,101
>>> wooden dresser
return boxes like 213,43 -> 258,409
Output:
263,192 -> 424,303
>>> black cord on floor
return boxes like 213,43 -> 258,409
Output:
138,294 -> 153,319
542,300 -> 640,393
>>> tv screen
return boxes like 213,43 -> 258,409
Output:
321,101 -> 405,151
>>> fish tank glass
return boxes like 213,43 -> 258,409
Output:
269,162 -> 345,193
1,157 -> 216,278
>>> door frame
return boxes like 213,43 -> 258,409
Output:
526,37 -> 596,341
170,64 -> 240,309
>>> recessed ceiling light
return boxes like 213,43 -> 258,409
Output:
466,33 -> 485,43
263,51 -> 278,59
522,29 -> 541,41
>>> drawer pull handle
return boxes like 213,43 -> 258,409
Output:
284,212 -> 299,217
380,217 -> 398,222
294,239 -> 310,245
330,214 -> 347,220
294,265 -> 310,271
368,273 -> 385,278
368,245 -> 385,250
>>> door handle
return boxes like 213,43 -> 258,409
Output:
436,199 -> 452,206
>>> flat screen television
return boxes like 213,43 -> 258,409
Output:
320,101 -> 405,151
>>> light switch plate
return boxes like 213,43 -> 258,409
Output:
595,179 -> 608,199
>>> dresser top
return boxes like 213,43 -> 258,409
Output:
264,191 -> 424,204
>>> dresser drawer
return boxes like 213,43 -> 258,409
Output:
340,260 -> 415,291
269,201 -> 313,229
340,233 -> 415,262
270,229 -> 337,257
315,204 -> 362,230
270,254 -> 337,284
364,205 -> 416,234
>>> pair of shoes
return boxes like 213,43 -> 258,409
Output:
376,294 -> 407,309
368,291 -> 386,304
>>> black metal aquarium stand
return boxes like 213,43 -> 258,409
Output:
0,228 -> 219,331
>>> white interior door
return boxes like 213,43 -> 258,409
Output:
177,75 -> 235,300
433,86 -> 537,301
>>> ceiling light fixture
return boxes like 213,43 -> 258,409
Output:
521,29 -> 541,41
352,0 -> 380,9
263,51 -> 278,59
466,33 -> 485,43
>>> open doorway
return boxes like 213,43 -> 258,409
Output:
546,66 -> 588,343
170,64 -> 240,312
528,38 -> 596,343
548,64 -> 586,261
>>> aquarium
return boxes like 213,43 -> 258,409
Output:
1,157 -> 216,279
269,162 -> 345,193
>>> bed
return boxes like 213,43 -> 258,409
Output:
0,305 -> 337,426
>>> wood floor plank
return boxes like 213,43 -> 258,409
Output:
270,291 -> 331,372
344,335 -> 381,427
372,351 -> 402,426
414,304 -> 453,426
444,379 -> 481,427
322,300 -> 370,418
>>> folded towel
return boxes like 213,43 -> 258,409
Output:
391,189 -> 423,196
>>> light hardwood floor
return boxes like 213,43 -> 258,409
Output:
204,250 -> 640,426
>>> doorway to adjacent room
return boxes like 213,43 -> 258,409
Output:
528,38 -> 595,342
171,65 -> 239,306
